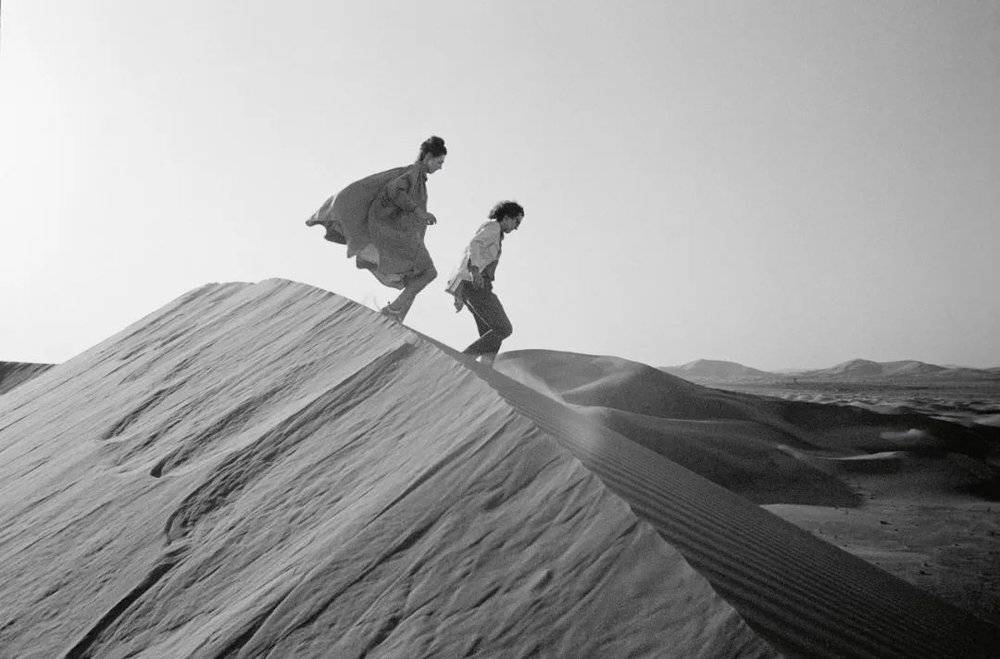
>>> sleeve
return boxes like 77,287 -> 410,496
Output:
384,171 -> 419,212
467,223 -> 501,271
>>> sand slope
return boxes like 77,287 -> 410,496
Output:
0,281 -> 769,658
496,349 -> 1000,638
2,281 -> 998,657
503,349 -> 999,472
661,359 -> 779,383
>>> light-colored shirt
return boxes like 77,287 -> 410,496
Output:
446,221 -> 503,297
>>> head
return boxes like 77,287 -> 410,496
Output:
489,200 -> 524,234
417,135 -> 447,173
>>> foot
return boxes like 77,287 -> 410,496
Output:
380,305 -> 405,322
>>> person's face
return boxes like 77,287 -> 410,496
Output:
500,213 -> 523,233
424,154 -> 446,173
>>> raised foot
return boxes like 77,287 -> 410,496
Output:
380,306 -> 405,323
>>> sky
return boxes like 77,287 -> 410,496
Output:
1,1 -> 998,370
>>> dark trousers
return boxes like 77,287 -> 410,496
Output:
461,282 -> 513,356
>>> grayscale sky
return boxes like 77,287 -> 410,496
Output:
2,1 -> 998,370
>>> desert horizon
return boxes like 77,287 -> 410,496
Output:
663,357 -> 1000,379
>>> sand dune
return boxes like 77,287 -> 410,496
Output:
0,361 -> 54,396
0,281 -> 769,657
497,352 -> 859,506
714,381 -> 1000,430
661,359 -> 777,383
501,349 -> 999,462
665,356 -> 1000,385
484,351 -> 999,656
1,281 -> 998,657
498,348 -> 1000,631
792,359 -> 997,382
880,360 -> 947,377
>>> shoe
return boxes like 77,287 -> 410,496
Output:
380,306 -> 404,322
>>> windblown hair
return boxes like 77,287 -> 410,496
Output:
417,135 -> 447,161
488,200 -> 524,222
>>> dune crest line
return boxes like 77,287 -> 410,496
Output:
0,280 -> 772,658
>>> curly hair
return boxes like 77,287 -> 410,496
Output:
417,135 -> 447,161
488,200 -> 524,222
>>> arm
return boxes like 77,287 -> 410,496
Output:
384,171 -> 419,212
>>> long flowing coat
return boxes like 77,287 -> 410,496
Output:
308,164 -> 433,289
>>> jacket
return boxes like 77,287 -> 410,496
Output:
307,164 -> 433,289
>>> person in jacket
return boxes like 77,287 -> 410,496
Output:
307,136 -> 446,322
446,200 -> 524,365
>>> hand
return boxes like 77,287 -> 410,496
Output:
453,298 -> 464,312
471,271 -> 485,289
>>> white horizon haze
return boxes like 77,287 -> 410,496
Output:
2,1 -> 998,371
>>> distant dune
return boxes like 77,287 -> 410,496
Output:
795,358 -> 996,381
880,359 -> 948,376
665,357 -> 999,384
502,351 -> 858,506
660,358 -> 779,383
0,361 -> 54,395
813,358 -> 886,378
506,349 -> 1000,629
1,281 -> 998,656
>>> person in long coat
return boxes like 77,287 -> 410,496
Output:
307,136 -> 447,322
446,200 -> 524,366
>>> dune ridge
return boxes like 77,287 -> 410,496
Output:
1,280 -> 997,657
0,280 -> 769,658
484,352 -> 1000,655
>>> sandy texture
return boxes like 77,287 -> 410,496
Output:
498,349 -> 1000,651
0,361 -> 54,396
765,449 -> 1000,627
0,281 -> 769,658
3,282 -> 998,657
679,379 -> 1000,624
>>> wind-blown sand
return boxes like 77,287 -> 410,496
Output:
1,281 -> 998,656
